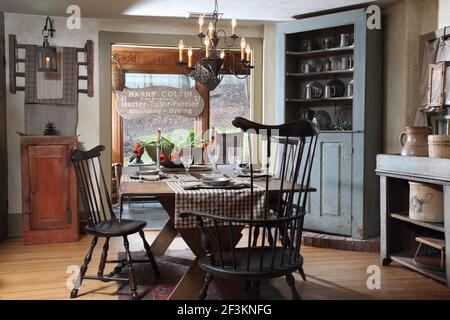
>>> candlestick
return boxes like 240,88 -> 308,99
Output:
178,40 -> 184,62
188,47 -> 193,68
156,128 -> 161,144
156,128 -> 161,171
240,37 -> 246,60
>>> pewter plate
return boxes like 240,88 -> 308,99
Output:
201,177 -> 231,187
139,170 -> 159,176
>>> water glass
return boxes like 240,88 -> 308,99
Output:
180,147 -> 193,177
207,144 -> 220,172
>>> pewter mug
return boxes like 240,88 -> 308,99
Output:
324,59 -> 331,71
346,80 -> 354,97
340,34 -> 350,47
303,63 -> 311,74
305,85 -> 312,99
324,85 -> 337,98
341,57 -> 353,70
304,40 -> 314,52
324,37 -> 334,50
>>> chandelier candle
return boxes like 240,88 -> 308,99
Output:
240,37 -> 246,60
198,14 -> 204,34
208,22 -> 214,38
188,47 -> 193,68
231,18 -> 237,35
178,40 -> 184,62
204,37 -> 210,58
245,44 -> 251,62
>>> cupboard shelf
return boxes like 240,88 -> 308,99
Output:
389,212 -> 445,233
390,252 -> 447,284
286,69 -> 354,79
286,97 -> 353,103
286,45 -> 354,58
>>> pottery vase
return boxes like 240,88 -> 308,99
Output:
399,127 -> 431,157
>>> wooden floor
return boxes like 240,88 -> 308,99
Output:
0,231 -> 449,300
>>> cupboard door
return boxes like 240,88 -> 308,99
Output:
28,145 -> 71,230
304,133 -> 352,236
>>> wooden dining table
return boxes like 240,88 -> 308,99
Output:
119,166 -> 315,300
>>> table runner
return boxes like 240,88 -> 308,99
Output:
121,173 -> 198,183
167,181 -> 266,229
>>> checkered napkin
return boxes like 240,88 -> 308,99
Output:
167,180 -> 267,229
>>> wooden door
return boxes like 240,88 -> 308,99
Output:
303,133 -> 353,236
0,12 -> 7,241
28,145 -> 71,230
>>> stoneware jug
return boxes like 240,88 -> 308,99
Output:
400,127 -> 431,157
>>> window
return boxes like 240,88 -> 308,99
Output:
121,73 -> 197,165
209,75 -> 251,133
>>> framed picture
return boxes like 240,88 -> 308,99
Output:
427,62 -> 446,107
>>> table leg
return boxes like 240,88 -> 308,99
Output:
150,219 -> 178,256
168,257 -> 205,300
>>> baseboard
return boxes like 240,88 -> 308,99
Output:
7,213 -> 22,238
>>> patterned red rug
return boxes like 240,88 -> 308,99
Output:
116,250 -> 284,300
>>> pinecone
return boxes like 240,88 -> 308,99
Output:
43,121 -> 60,136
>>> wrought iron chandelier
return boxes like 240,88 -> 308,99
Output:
176,0 -> 254,91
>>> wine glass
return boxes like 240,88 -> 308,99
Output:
227,148 -> 236,175
170,146 -> 181,166
180,147 -> 193,177
234,147 -> 243,175
207,144 -> 220,172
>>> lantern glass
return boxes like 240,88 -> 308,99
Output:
37,46 -> 57,72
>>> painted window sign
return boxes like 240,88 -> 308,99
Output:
115,86 -> 205,119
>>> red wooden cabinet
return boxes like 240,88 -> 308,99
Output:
21,136 -> 78,244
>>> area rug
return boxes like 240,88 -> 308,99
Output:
116,250 -> 285,300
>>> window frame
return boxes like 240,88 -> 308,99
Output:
111,45 -> 248,164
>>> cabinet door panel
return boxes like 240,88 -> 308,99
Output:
304,134 -> 352,236
29,145 -> 70,230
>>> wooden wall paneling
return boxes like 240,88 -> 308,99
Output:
0,12 -> 8,241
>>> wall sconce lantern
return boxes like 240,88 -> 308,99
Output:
37,17 -> 57,72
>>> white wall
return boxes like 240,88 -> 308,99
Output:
439,0 -> 450,27
4,12 -> 264,235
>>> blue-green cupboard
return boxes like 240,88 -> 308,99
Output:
275,9 -> 383,239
